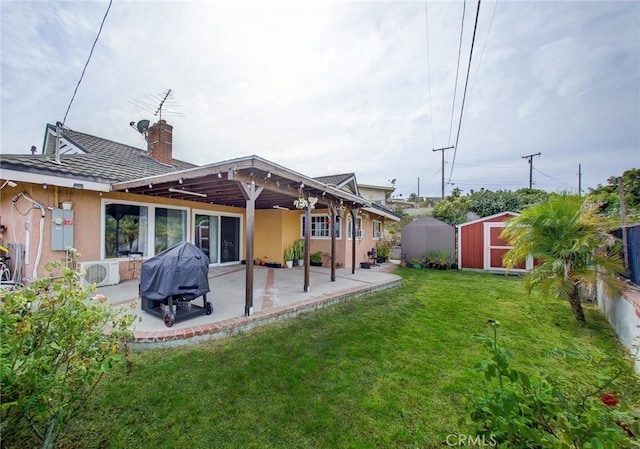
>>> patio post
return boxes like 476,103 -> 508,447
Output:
304,205 -> 311,292
351,209 -> 357,274
239,181 -> 263,316
330,205 -> 337,282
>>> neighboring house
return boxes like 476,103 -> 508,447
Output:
388,197 -> 414,210
400,216 -> 455,263
0,120 -> 400,314
457,211 -> 532,272
357,183 -> 395,208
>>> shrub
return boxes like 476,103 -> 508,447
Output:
376,241 -> 390,260
0,263 -> 137,449
466,320 -> 639,448
293,239 -> 305,260
310,251 -> 323,264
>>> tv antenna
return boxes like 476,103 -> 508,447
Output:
130,88 -> 185,121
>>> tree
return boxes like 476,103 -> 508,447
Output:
588,168 -> 640,224
432,196 -> 470,224
501,193 -> 626,323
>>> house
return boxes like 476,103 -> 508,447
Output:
0,120 -> 400,315
400,216 -> 455,263
457,211 -> 532,272
356,183 -> 395,208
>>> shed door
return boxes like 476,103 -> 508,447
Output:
483,223 -> 531,271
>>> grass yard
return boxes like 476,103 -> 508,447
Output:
17,269 -> 640,448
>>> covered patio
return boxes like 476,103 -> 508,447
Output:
98,263 -> 401,349
111,155 -> 382,317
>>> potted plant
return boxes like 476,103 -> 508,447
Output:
310,251 -> 323,267
410,258 -> 422,269
376,241 -> 390,263
293,239 -> 305,267
284,246 -> 294,268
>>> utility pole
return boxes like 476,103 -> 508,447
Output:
433,146 -> 454,199
521,152 -> 541,189
417,177 -> 420,207
578,164 -> 582,196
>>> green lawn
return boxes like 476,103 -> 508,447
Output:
23,270 -> 640,448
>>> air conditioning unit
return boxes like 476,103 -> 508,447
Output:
77,260 -> 120,287
356,230 -> 364,239
374,231 -> 383,239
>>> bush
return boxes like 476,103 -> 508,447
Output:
0,263 -> 137,449
466,320 -> 640,448
376,241 -> 390,260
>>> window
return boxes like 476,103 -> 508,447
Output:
373,220 -> 382,239
301,215 -> 341,239
104,204 -> 148,258
347,216 -> 363,239
154,208 -> 187,253
103,201 -> 188,259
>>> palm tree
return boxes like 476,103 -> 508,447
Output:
501,193 -> 626,323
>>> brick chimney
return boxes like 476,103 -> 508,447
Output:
147,119 -> 173,165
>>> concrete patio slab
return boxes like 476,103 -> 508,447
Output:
97,262 -> 401,349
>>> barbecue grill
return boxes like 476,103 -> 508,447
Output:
139,242 -> 213,327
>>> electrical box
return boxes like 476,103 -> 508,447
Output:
51,208 -> 74,250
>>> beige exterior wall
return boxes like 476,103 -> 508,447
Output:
0,180 -> 390,280
0,181 -> 245,280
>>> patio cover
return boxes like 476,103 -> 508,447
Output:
111,155 -> 373,316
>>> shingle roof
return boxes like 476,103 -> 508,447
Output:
0,124 -> 196,184
314,173 -> 355,186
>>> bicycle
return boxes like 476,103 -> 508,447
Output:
0,255 -> 11,283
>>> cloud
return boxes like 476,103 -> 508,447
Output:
1,0 -> 638,198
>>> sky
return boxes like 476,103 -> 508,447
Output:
1,0 -> 639,199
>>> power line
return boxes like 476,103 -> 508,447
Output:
533,167 -> 575,190
62,0 -> 113,126
448,0 -> 483,183
468,0 -> 499,101
424,0 -> 434,147
455,162 -> 519,169
448,0 -> 466,145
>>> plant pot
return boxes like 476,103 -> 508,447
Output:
310,261 -> 323,267
285,260 -> 293,268
297,259 -> 304,267
360,262 -> 372,269
412,264 -> 422,269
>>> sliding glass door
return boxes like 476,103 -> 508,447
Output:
194,214 -> 219,264
193,213 -> 241,264
220,216 -> 240,263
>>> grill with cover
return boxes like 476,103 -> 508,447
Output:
140,242 -> 213,327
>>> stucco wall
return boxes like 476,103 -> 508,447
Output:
0,181 -> 390,279
597,282 -> 640,374
0,181 -> 245,280
255,209 -> 285,264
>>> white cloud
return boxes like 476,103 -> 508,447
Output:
1,0 -> 638,198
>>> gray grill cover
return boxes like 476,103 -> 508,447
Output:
140,242 -> 210,300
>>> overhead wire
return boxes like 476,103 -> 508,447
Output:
448,0 -> 467,145
533,168 -> 576,190
447,0 -> 483,183
424,0 -> 435,147
468,0 -> 499,101
62,0 -> 114,126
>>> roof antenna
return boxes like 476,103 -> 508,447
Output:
130,88 -> 185,122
